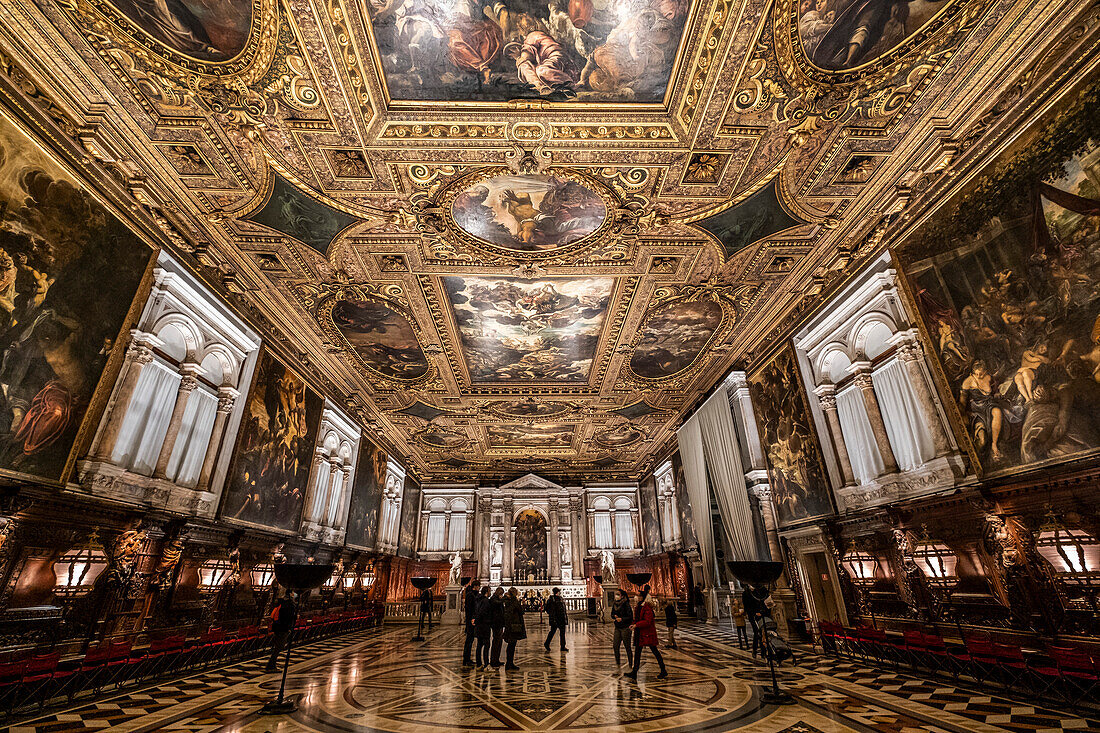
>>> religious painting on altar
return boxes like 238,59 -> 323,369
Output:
330,297 -> 429,381
444,276 -> 613,382
514,509 -> 548,578
638,473 -> 662,553
221,350 -> 323,532
487,424 -> 574,448
671,451 -> 697,549
0,112 -> 153,484
749,345 -> 834,526
398,476 -> 421,558
345,439 -> 388,549
365,0 -> 690,103
898,79 -> 1100,476
107,0 -> 253,61
795,0 -> 957,71
629,299 -> 724,379
451,173 -> 606,252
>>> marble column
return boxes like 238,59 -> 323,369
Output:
197,386 -> 237,491
570,498 -> 585,570
748,478 -> 794,636
333,470 -> 352,531
814,384 -> 857,487
93,338 -> 157,461
320,459 -> 342,527
851,363 -> 899,475
305,449 -> 328,523
153,364 -> 202,479
478,497 -> 492,580
502,499 -> 514,583
548,500 -> 561,581
443,511 -> 452,552
894,335 -> 953,457
728,371 -> 766,470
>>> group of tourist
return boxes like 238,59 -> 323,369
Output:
461,580 -> 569,670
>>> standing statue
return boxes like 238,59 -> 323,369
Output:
559,532 -> 571,567
600,549 -> 616,581
491,532 -> 504,567
449,551 -> 463,586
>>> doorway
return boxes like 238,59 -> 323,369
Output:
800,551 -> 841,623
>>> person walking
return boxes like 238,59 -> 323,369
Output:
265,591 -> 297,672
610,589 -> 634,667
474,586 -> 493,668
503,587 -> 527,670
463,579 -> 482,667
543,587 -> 568,652
626,592 -> 666,680
489,586 -> 506,667
664,598 -> 678,649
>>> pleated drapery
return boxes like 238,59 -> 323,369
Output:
836,386 -> 885,484
695,389 -> 759,562
166,387 -> 218,487
111,360 -> 180,475
873,358 -> 935,472
676,417 -> 716,601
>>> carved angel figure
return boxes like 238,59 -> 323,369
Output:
449,551 -> 463,585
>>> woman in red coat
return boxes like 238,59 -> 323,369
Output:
625,592 -> 667,680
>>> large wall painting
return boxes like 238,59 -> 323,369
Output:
107,0 -> 254,61
514,509 -> 548,579
365,0 -> 690,103
487,424 -> 574,449
330,297 -> 429,381
451,173 -> 606,252
345,439 -> 388,549
443,276 -> 614,382
671,452 -> 697,549
0,112 -> 153,483
397,475 -> 421,558
629,298 -> 724,379
749,344 -> 834,526
638,473 -> 662,553
221,350 -> 323,532
899,80 -> 1100,476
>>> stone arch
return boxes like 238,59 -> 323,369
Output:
850,312 -> 899,360
150,314 -> 202,362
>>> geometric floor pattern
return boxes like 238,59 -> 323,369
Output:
10,620 -> 1100,732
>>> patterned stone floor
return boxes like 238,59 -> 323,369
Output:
9,619 -> 1099,732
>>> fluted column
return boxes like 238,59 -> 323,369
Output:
851,363 -> 899,474
894,334 -> 953,457
93,336 -> 158,461
814,384 -> 857,487
153,363 -> 202,479
548,500 -> 561,580
197,386 -> 237,491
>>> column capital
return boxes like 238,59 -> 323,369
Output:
813,382 -> 837,398
851,368 -> 875,390
177,363 -> 203,392
750,483 -> 772,503
216,387 -> 238,412
726,370 -> 748,391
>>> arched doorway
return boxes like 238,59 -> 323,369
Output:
513,509 -> 548,583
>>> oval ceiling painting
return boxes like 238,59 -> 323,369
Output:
418,428 -> 467,449
451,173 -> 606,252
797,0 -> 953,70
108,0 -> 254,61
594,425 -> 644,449
331,298 -> 429,381
629,299 -> 724,380
488,399 -> 573,419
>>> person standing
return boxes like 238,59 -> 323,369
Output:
543,587 -> 568,652
475,586 -> 493,668
420,587 -> 434,630
743,583 -> 771,659
694,583 -> 708,621
502,587 -> 527,670
489,586 -> 506,668
732,596 -> 748,649
463,579 -> 482,667
664,598 -> 678,649
626,592 -> 666,680
610,590 -> 634,667
265,591 -> 297,672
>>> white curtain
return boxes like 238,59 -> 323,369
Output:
426,513 -> 446,551
594,513 -> 613,548
614,512 -> 634,548
166,387 -> 218,487
676,417 -> 717,608
111,360 -> 180,475
837,386 -> 885,484
696,389 -> 759,562
448,513 -> 467,550
873,359 -> 935,471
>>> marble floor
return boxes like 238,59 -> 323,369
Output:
11,620 -> 1100,733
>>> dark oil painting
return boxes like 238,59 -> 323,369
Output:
695,179 -> 805,258
108,0 -> 253,61
749,345 -> 834,526
899,80 -> 1100,476
513,508 -> 547,577
488,398 -> 572,418
366,0 -> 690,103
331,297 -> 429,381
245,173 -> 360,255
444,276 -> 613,381
671,451 -> 697,549
593,424 -> 642,448
398,475 -> 421,558
0,113 -> 152,483
638,473 -> 662,553
221,350 -> 323,532
345,438 -> 388,549
451,173 -> 605,251
797,0 -> 954,70
488,424 -> 574,448
629,298 -> 723,379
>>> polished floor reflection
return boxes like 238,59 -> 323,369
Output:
13,621 -> 1100,733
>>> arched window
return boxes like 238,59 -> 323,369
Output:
592,497 -> 613,549
425,498 -> 447,551
448,498 -> 468,550
614,497 -> 635,549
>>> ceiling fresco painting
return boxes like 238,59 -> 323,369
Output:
3,0 -> 1091,482
366,0 -> 691,103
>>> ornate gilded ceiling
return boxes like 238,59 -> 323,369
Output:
0,0 -> 1093,481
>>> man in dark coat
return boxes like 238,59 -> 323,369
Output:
489,586 -> 506,667
503,587 -> 527,670
611,589 -> 634,666
543,587 -> 568,652
743,583 -> 771,659
265,591 -> 297,672
463,579 -> 482,667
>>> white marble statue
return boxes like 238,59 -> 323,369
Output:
491,532 -> 503,567
559,532 -> 571,567
600,549 -> 616,581
449,551 -> 462,586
